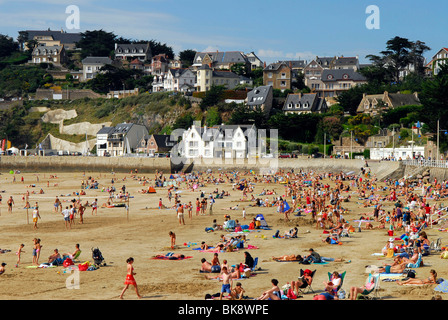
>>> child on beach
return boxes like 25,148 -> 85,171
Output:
16,244 -> 25,267
219,266 -> 233,300
32,206 -> 41,230
169,231 -> 176,249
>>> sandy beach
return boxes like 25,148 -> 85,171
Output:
0,168 -> 446,300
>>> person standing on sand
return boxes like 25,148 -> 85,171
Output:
32,205 -> 41,230
78,203 -> 85,224
169,231 -> 176,249
7,196 -> 14,213
62,206 -> 71,230
91,199 -> 98,215
16,244 -> 25,267
54,196 -> 61,213
177,201 -> 185,225
119,257 -> 142,299
219,266 -> 233,300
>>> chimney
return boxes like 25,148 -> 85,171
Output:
115,43 -> 117,50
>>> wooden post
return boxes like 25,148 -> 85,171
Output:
26,194 -> 29,224
126,195 -> 130,222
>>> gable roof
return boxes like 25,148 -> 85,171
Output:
283,93 -> 327,112
24,30 -> 82,45
387,92 -> 421,107
280,60 -> 307,69
193,51 -> 247,65
115,43 -> 151,54
97,126 -> 114,135
316,56 -> 335,67
82,56 -> 112,65
152,134 -> 175,149
246,85 -> 273,106
322,69 -> 367,82
333,56 -> 359,67
32,44 -> 64,55
263,62 -> 289,71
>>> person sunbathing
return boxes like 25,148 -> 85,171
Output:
272,254 -> 300,261
397,269 -> 437,285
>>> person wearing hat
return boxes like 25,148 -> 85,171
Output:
0,263 -> 6,275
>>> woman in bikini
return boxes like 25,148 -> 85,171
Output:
397,269 -> 437,285
119,257 -> 142,299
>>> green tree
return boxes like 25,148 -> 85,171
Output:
77,30 -> 117,59
179,49 -> 197,67
0,34 -> 19,59
419,64 -> 448,152
205,106 -> 222,127
172,113 -> 194,130
199,85 -> 225,110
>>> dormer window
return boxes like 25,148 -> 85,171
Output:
327,74 -> 333,80
343,74 -> 349,79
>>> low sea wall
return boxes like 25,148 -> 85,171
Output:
0,156 -> 383,175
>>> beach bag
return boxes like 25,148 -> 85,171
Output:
404,269 -> 416,278
78,262 -> 90,271
287,288 -> 297,300
338,289 -> 346,299
63,258 -> 74,267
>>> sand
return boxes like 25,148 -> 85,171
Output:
0,169 -> 447,300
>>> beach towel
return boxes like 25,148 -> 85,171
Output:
151,254 -> 192,260
434,280 -> 448,293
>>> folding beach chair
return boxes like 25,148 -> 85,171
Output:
299,269 -> 317,294
359,274 -> 381,300
328,271 -> 346,293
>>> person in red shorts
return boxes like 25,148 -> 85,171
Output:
119,257 -> 142,299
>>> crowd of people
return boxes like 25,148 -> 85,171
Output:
1,165 -> 447,301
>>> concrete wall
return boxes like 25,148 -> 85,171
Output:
4,155 -> 448,180
0,156 -> 371,174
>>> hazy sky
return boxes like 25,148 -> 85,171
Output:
1,0 -> 446,64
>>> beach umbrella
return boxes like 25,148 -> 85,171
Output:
434,280 -> 448,293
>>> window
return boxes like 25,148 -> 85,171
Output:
268,72 -> 273,79
281,81 -> 286,87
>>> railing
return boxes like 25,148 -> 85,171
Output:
402,159 -> 448,168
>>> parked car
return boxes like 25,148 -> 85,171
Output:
279,153 -> 291,158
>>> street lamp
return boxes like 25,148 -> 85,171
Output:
437,119 -> 448,161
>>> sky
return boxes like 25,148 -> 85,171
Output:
0,0 -> 447,64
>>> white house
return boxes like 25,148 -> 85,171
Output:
180,124 -> 257,159
96,123 -> 149,157
164,68 -> 196,92
370,146 -> 425,160
81,57 -> 112,81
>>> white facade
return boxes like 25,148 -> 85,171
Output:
370,146 -> 425,160
180,124 -> 257,159
164,69 -> 196,92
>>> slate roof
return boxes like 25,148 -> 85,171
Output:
24,30 -> 82,45
246,85 -> 272,106
283,93 -> 327,113
321,69 -> 367,82
193,51 -> 248,65
82,57 -> 112,65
